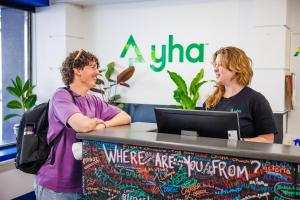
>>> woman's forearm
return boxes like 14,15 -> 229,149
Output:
242,133 -> 274,143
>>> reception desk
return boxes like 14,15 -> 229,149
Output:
77,122 -> 300,200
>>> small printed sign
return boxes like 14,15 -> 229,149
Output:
228,130 -> 238,140
181,130 -> 198,137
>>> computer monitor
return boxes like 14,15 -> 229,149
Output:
154,108 -> 240,140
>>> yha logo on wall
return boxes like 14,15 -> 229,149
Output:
120,35 -> 206,72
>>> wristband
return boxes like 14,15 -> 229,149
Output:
100,122 -> 107,128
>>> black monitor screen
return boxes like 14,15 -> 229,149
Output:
154,108 -> 240,140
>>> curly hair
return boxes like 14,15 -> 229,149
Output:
205,46 -> 253,109
60,49 -> 100,86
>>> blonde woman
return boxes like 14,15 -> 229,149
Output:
205,46 -> 276,143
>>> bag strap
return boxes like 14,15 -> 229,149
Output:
64,86 -> 76,103
49,87 -> 76,165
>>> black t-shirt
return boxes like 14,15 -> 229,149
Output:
207,87 -> 277,138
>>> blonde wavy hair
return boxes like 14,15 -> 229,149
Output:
205,46 -> 253,109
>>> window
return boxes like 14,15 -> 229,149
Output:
0,5 -> 31,146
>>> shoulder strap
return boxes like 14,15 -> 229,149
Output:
64,87 -> 76,103
49,87 -> 77,165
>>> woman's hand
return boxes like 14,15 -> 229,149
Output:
242,133 -> 274,143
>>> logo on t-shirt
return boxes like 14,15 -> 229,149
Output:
230,108 -> 241,113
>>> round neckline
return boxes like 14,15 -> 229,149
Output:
70,90 -> 82,97
65,88 -> 89,98
222,86 -> 247,101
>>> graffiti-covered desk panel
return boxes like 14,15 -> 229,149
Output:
77,122 -> 300,199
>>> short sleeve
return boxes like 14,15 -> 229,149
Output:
51,89 -> 81,126
95,97 -> 121,121
251,94 -> 277,135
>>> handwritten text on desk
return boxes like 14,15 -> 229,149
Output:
82,141 -> 300,200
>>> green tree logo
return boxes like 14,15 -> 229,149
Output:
120,35 -> 145,66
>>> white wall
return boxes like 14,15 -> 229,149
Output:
84,0 -> 290,112
34,4 -> 66,103
31,0 -> 300,127
34,3 -> 89,103
88,0 -> 255,106
250,0 -> 290,113
33,0 -> 293,113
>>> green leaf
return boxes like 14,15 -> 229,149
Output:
24,95 -> 37,110
116,103 -> 124,109
6,86 -> 22,97
105,62 -> 115,80
167,105 -> 183,109
11,78 -> 23,97
16,76 -> 23,92
7,100 -> 22,109
5,76 -> 38,121
192,91 -> 199,107
192,81 -> 207,105
193,81 -> 207,96
26,85 -> 35,97
167,70 -> 188,95
3,113 -> 21,121
181,95 -> 194,109
29,95 -> 37,109
190,68 -> 204,96
22,80 -> 30,94
173,89 -> 184,104
11,79 -> 18,88
197,81 -> 207,90
110,94 -> 121,102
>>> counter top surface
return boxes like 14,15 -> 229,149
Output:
77,122 -> 300,163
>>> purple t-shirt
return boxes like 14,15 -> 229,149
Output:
36,88 -> 121,193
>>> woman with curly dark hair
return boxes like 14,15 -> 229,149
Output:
34,49 -> 131,199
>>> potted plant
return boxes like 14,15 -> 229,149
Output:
90,62 -> 135,109
167,68 -> 212,110
3,76 -> 37,134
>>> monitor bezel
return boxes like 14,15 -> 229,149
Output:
154,108 -> 241,140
